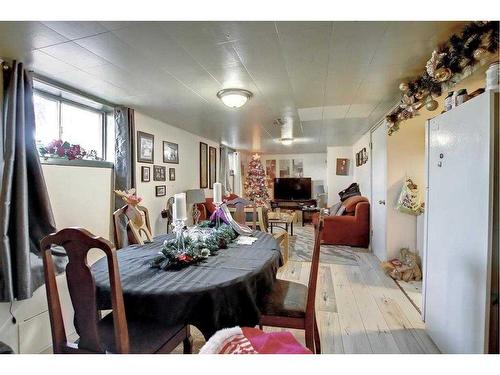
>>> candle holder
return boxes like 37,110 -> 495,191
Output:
172,219 -> 186,251
214,202 -> 222,228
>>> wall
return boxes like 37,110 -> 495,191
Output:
326,146 -> 353,205
379,67 -> 486,260
0,163 -> 113,353
260,153 -> 327,199
134,112 -> 219,235
351,132 -> 372,198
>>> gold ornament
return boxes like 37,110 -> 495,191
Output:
425,98 -> 438,111
434,67 -> 452,82
399,82 -> 409,92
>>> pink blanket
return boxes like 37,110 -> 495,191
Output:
200,326 -> 311,354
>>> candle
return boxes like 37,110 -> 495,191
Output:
213,182 -> 222,204
173,193 -> 187,221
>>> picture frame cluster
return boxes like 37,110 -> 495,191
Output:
356,147 -> 368,167
137,131 -> 178,197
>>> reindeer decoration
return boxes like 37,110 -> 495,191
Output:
114,189 -> 153,244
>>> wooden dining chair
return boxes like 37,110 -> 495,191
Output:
259,218 -> 324,353
41,227 -> 192,354
273,231 -> 289,265
113,205 -> 152,249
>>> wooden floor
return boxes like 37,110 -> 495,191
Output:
269,252 -> 439,354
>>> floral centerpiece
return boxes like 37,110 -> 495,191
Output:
151,222 -> 238,270
38,139 -> 101,161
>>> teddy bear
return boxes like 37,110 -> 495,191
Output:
380,248 -> 422,282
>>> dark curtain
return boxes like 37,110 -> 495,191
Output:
113,107 -> 136,211
113,107 -> 135,249
0,61 -> 57,301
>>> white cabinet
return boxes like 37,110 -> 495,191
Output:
423,92 -> 498,353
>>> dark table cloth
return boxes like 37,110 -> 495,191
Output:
91,231 -> 282,339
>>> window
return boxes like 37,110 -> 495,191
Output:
33,87 -> 113,161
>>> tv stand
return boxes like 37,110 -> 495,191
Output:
271,199 -> 317,211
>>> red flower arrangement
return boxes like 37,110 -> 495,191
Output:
39,139 -> 100,161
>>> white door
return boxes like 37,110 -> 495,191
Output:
370,122 -> 387,261
424,93 -> 493,353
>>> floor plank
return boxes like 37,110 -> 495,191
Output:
330,264 -> 372,353
343,264 -> 401,353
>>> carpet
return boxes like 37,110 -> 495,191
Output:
285,225 -> 366,265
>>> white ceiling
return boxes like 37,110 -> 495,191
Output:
0,21 -> 467,153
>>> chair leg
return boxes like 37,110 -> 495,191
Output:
183,335 -> 193,354
305,326 -> 315,353
259,324 -> 263,330
314,316 -> 321,354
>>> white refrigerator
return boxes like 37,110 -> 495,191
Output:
423,91 -> 499,353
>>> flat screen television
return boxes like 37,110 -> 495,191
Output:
273,177 -> 312,200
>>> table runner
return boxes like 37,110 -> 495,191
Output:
91,231 -> 282,339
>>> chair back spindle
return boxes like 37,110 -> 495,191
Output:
41,228 -> 130,354
306,218 -> 324,320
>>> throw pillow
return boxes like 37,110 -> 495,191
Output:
328,202 -> 342,216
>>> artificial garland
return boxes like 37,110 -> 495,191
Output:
151,222 -> 238,270
387,21 -> 499,135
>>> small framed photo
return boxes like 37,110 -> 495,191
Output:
163,141 -> 179,164
153,165 -> 166,181
155,185 -> 166,197
137,131 -> 154,164
336,158 -> 349,176
141,166 -> 150,182
169,168 -> 176,181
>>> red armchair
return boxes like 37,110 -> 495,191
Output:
196,193 -> 240,221
313,196 -> 370,248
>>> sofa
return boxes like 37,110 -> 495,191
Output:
313,196 -> 370,248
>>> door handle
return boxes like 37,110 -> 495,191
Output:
378,200 -> 386,205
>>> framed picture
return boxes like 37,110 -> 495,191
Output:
336,158 -> 349,176
141,166 -> 150,182
153,165 -> 166,181
163,141 -> 179,164
137,131 -> 154,164
199,142 -> 208,188
361,147 -> 368,165
155,185 -> 166,197
265,159 -> 276,189
356,152 -> 360,167
278,159 -> 291,177
209,146 -> 217,189
169,167 -> 176,181
292,159 -> 304,177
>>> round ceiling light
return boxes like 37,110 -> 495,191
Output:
216,88 -> 253,109
280,137 -> 294,146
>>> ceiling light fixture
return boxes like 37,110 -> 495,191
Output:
280,137 -> 294,146
216,88 -> 253,109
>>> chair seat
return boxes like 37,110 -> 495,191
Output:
260,279 -> 307,319
97,313 -> 186,354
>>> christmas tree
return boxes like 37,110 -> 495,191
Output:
244,154 -> 270,206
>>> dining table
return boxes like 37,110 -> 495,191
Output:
91,230 -> 282,340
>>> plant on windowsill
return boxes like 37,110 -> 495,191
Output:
38,139 -> 102,161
